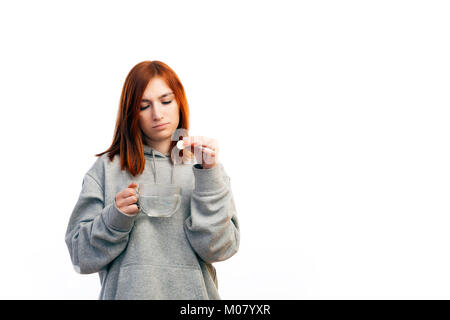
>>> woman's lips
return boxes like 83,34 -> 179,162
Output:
153,122 -> 169,129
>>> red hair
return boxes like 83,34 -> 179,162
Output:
96,60 -> 192,176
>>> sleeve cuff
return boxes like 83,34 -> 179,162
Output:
192,162 -> 226,193
101,201 -> 137,232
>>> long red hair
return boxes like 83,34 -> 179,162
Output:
96,60 -> 191,176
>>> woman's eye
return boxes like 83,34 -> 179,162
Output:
140,101 -> 171,111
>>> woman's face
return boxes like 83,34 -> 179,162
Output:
139,77 -> 180,145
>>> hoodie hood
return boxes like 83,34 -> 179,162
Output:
143,144 -> 170,158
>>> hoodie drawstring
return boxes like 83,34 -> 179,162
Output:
150,149 -> 175,184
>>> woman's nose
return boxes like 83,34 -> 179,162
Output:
152,104 -> 163,120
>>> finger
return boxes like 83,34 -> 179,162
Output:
182,136 -> 205,148
128,182 -> 138,191
194,137 -> 217,151
183,137 -> 219,162
186,139 -> 214,152
123,182 -> 138,195
192,146 -> 215,156
193,145 -> 216,158
116,192 -> 137,206
120,204 -> 139,215
124,195 -> 138,206
123,187 -> 138,198
201,149 -> 216,165
116,196 -> 126,208
198,145 -> 216,153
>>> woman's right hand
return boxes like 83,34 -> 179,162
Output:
115,182 -> 139,215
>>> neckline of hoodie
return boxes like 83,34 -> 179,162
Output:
144,157 -> 171,161
143,144 -> 169,158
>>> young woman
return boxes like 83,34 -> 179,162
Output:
65,60 -> 240,300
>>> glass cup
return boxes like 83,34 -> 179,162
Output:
136,183 -> 182,217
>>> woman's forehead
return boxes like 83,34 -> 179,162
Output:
143,78 -> 173,99
141,91 -> 174,101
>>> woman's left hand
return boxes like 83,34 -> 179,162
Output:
182,136 -> 219,169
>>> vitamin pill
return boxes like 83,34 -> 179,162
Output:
177,140 -> 185,150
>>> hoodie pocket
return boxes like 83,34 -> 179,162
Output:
114,263 -> 207,300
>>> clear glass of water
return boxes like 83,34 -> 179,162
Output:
136,183 -> 182,218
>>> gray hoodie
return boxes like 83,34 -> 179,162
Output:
65,143 -> 240,299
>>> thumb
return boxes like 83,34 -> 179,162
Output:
128,182 -> 138,188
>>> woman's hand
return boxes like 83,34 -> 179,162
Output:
182,136 -> 219,169
115,182 -> 139,215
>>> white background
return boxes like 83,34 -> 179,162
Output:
0,0 -> 449,299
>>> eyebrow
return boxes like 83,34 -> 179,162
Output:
141,92 -> 174,102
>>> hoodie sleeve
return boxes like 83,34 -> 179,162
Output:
65,173 -> 137,274
184,162 -> 240,264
